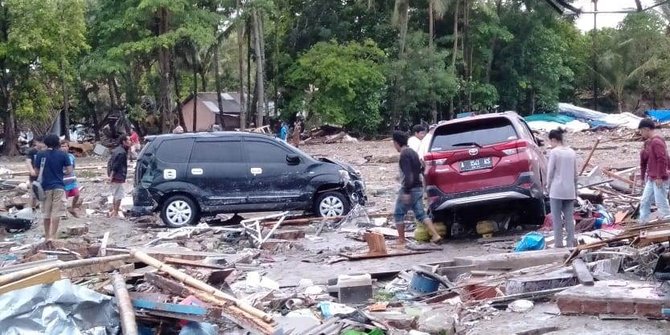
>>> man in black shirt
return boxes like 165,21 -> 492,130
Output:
107,134 -> 131,218
25,136 -> 45,210
392,131 -> 441,245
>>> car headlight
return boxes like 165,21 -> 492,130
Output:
339,170 -> 351,183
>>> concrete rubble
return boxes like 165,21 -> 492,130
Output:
0,130 -> 669,334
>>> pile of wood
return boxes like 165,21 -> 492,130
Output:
0,240 -> 277,334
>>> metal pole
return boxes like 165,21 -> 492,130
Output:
592,0 -> 598,111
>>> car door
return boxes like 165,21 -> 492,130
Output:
187,139 -> 248,211
243,138 -> 310,210
517,118 -> 548,187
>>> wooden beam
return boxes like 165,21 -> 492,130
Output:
0,268 -> 61,294
580,138 -> 601,175
113,273 -> 139,335
571,259 -> 594,286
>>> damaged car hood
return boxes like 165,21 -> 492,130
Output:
318,157 -> 360,177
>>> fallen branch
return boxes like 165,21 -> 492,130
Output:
112,273 -> 138,335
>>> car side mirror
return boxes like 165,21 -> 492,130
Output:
286,154 -> 300,165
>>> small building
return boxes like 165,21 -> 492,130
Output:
180,92 -> 242,131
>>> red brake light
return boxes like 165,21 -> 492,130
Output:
424,152 -> 453,166
494,140 -> 528,156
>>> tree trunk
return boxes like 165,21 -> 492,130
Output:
237,0 -> 246,130
429,1 -> 437,123
192,47 -> 198,133
157,6 -> 172,133
171,58 -> 186,130
61,62 -> 70,140
253,10 -> 266,128
214,41 -> 225,128
108,76 -> 117,112
1,97 -> 17,156
448,0 -> 461,120
398,2 -> 409,56
247,18 -> 253,120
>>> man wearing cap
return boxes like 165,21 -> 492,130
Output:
638,118 -> 670,222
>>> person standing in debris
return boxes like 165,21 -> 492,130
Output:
33,134 -> 72,240
547,128 -> 577,248
60,140 -> 81,218
292,120 -> 302,147
638,118 -> 670,223
26,136 -> 45,211
129,127 -> 141,160
279,122 -> 288,141
107,135 -> 131,218
392,131 -> 442,246
408,125 -> 426,155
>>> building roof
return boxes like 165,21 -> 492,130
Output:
184,92 -> 243,115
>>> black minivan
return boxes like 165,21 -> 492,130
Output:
132,132 -> 366,227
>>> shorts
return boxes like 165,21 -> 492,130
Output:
110,182 -> 125,201
65,187 -> 80,198
393,187 -> 428,225
41,189 -> 65,220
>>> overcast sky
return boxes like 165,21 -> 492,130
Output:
572,0 -> 661,31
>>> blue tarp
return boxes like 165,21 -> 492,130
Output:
647,110 -> 670,123
524,113 -> 576,124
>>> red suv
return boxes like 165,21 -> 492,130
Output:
423,112 -> 547,230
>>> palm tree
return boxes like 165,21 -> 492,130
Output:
428,0 -> 449,122
393,0 -> 410,55
592,45 -> 657,113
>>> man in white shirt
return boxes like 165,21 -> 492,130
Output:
408,125 -> 426,154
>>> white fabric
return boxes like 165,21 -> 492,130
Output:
408,136 -> 421,154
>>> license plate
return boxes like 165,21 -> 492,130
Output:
459,157 -> 493,172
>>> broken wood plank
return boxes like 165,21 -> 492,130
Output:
340,249 -> 430,260
62,260 -> 127,278
0,254 -> 133,286
571,259 -> 594,286
514,326 -> 562,335
580,138 -> 601,175
602,169 -> 635,186
0,268 -> 61,294
130,250 -> 275,334
144,272 -> 275,334
365,232 -> 388,254
99,232 -> 110,257
163,257 -> 230,270
113,273 -> 139,335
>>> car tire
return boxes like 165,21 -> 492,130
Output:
315,191 -> 351,217
160,195 -> 199,228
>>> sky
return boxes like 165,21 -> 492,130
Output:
573,0 -> 661,31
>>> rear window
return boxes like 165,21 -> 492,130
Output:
430,118 -> 518,152
156,138 -> 193,163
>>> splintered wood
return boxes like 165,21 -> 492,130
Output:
365,232 -> 388,255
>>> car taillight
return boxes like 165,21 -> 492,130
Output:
495,140 -> 529,156
424,152 -> 452,166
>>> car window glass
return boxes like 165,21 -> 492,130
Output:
156,138 -> 193,163
190,141 -> 243,163
430,118 -> 518,152
246,140 -> 289,163
517,118 -> 534,140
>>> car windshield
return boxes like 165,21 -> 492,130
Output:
430,118 -> 518,152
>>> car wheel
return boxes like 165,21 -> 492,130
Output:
160,195 -> 199,228
315,192 -> 350,217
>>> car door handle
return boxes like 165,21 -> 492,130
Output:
250,167 -> 263,176
191,168 -> 204,175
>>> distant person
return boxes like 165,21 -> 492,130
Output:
26,136 -> 45,211
292,120 -> 302,147
408,125 -> 426,154
546,128 -> 577,248
279,122 -> 288,141
33,134 -> 72,240
107,135 -> 131,218
392,131 -> 441,246
129,127 -> 141,160
60,140 -> 81,218
638,119 -> 670,223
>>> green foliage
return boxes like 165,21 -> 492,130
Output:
287,40 -> 386,134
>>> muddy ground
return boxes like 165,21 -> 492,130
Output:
0,128 -> 667,334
